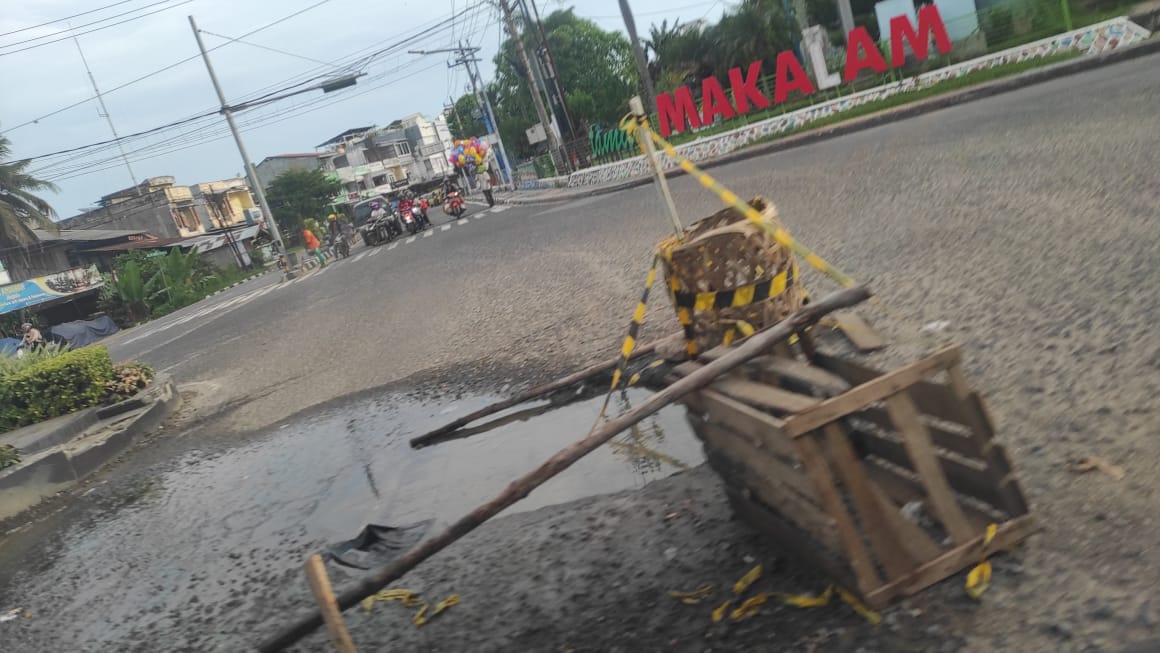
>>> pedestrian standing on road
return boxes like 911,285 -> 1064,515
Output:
302,228 -> 325,267
480,169 -> 495,207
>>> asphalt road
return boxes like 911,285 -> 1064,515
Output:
1,53 -> 1158,651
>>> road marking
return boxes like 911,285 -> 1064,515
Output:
441,224 -> 451,231
491,205 -> 511,213
457,218 -> 469,225
354,252 -> 368,262
423,230 -> 433,238
473,213 -> 485,219
388,242 -> 398,250
406,236 -> 417,244
369,247 -> 381,256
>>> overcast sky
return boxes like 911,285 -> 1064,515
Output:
0,0 -> 727,218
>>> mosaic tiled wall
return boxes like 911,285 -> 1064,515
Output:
566,18 -> 1150,189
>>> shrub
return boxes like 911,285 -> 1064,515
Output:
0,346 -> 116,431
0,444 -> 20,469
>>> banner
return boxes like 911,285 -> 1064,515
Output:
0,265 -> 103,315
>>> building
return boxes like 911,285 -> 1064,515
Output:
317,113 -> 455,206
254,152 -> 327,189
58,176 -> 257,239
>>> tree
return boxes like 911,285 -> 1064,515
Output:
713,0 -> 795,78
265,168 -> 341,239
0,133 -> 57,251
489,9 -> 638,158
446,93 -> 487,140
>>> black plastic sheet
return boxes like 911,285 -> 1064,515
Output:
326,521 -> 432,570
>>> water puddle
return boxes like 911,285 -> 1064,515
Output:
0,387 -> 704,648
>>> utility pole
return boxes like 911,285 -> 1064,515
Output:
188,15 -> 285,256
618,0 -> 657,116
520,0 -> 575,139
71,29 -> 140,194
412,44 -> 515,189
499,0 -> 568,175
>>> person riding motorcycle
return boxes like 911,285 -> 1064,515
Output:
398,193 -> 418,230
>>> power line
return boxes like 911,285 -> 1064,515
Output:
1,0 -> 336,134
0,0 -> 194,56
0,0 -> 138,38
0,0 -> 180,49
199,29 -> 350,71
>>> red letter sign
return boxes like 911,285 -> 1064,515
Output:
889,5 -> 953,67
700,76 -> 736,124
728,62 -> 770,114
843,27 -> 888,82
655,86 -> 702,137
773,51 -> 816,104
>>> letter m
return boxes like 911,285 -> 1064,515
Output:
655,87 -> 702,138
889,4 -> 952,68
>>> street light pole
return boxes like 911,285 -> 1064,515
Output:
188,15 -> 285,255
618,0 -> 657,116
499,0 -> 568,175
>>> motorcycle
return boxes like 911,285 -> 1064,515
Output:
411,205 -> 430,230
330,232 -> 350,259
400,207 -> 422,235
443,191 -> 465,219
361,211 -> 400,246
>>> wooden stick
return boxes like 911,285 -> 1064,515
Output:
303,554 -> 359,653
409,341 -> 662,449
258,285 -> 871,652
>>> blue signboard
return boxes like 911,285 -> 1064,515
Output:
0,266 -> 103,315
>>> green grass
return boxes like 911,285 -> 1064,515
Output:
749,51 -> 1080,146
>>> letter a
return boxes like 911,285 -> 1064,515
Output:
843,27 -> 888,82
773,51 -> 816,104
700,76 -> 736,124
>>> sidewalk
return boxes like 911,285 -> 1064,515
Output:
499,35 -> 1160,206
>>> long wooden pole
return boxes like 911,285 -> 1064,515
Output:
409,341 -> 662,449
258,285 -> 870,652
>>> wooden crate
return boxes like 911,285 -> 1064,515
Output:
676,343 -> 1035,608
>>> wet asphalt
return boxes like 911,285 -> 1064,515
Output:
0,53 -> 1158,651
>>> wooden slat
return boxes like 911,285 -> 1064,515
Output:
884,394 -> 974,544
845,426 -> 1004,510
705,450 -> 841,552
793,433 -> 884,596
693,418 -> 818,502
829,312 -> 887,352
851,407 -> 981,460
814,352 -> 969,426
303,554 -> 359,653
761,356 -> 851,396
865,482 -> 943,563
955,384 -> 1031,517
725,487 -> 858,591
863,514 -> 1038,607
711,376 -> 821,414
782,346 -> 962,437
684,388 -> 797,460
861,459 -> 1001,532
821,423 -> 914,580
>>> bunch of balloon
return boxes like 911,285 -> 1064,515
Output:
448,137 -> 490,176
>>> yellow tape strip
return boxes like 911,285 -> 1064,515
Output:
965,523 -> 998,600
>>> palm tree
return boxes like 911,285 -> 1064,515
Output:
0,133 -> 58,250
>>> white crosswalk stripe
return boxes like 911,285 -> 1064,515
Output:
388,242 -> 398,250
354,252 -> 368,262
491,204 -> 511,213
406,236 -> 417,244
423,230 -> 433,238
441,224 -> 451,231
457,218 -> 469,225
369,247 -> 381,256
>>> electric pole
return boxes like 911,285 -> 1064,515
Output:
618,0 -> 657,115
411,44 -> 515,189
189,15 -> 285,256
499,0 -> 568,175
519,0 -> 575,139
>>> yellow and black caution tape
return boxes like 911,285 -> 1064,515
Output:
620,112 -> 856,289
732,564 -> 763,595
608,256 -> 660,392
669,584 -> 715,605
965,523 -> 998,600
362,589 -> 461,627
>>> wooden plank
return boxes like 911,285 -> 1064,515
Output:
814,352 -> 970,426
725,487 -> 858,591
861,459 -> 1001,532
303,554 -> 359,653
793,433 -> 884,596
705,449 -> 841,552
956,388 -> 1031,517
845,426 -> 1004,510
694,417 -> 818,502
863,514 -> 1038,607
884,393 -> 974,544
851,407 -> 981,460
711,376 -> 821,414
865,482 -> 943,563
684,388 -> 797,460
760,356 -> 851,396
783,346 -> 962,437
829,311 -> 887,352
821,423 -> 915,580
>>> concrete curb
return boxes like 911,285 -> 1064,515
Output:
500,39 -> 1160,206
0,376 -> 180,522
